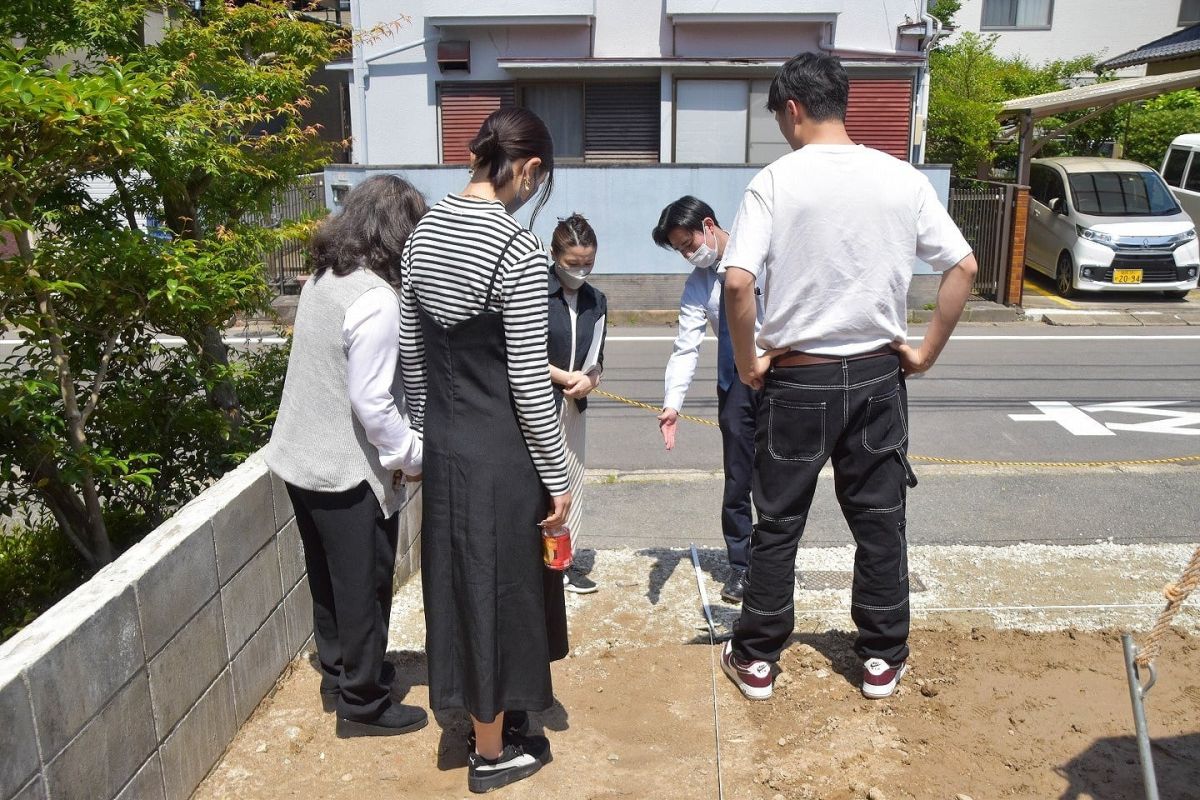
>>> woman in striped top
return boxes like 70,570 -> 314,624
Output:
399,107 -> 570,794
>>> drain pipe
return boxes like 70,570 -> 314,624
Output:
351,32 -> 441,164
817,21 -> 919,58
365,34 -> 441,64
911,4 -> 944,162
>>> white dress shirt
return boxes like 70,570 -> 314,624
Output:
663,264 -> 763,412
343,286 -> 423,474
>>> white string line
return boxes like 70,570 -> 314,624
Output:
690,544 -> 724,800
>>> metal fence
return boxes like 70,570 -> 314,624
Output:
248,173 -> 325,294
948,178 -> 1021,302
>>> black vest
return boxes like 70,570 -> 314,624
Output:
547,266 -> 608,413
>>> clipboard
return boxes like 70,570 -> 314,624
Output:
580,314 -> 606,373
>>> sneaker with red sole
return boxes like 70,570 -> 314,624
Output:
861,658 -> 908,699
720,641 -> 773,700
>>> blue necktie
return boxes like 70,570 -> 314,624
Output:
717,277 -> 736,392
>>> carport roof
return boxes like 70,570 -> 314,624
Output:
998,68 -> 1200,120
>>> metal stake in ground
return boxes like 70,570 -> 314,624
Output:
1122,635 -> 1160,800
1122,542 -> 1200,800
690,544 -> 725,800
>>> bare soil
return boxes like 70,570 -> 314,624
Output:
195,627 -> 1200,799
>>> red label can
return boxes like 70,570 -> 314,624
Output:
542,525 -> 573,571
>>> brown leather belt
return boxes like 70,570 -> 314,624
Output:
772,344 -> 894,368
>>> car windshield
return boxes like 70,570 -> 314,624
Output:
1067,170 -> 1180,217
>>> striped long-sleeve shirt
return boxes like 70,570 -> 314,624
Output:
399,194 -> 570,496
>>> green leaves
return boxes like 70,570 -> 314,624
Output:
1,0 -> 321,571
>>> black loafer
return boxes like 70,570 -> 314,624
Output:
321,661 -> 398,712
720,568 -> 747,604
336,702 -> 428,738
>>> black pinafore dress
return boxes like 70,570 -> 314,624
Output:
418,232 -> 569,723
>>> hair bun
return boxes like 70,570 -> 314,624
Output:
469,126 -> 500,163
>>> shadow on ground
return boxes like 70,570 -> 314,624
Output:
1056,732 -> 1200,800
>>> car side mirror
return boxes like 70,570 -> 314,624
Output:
1048,197 -> 1062,213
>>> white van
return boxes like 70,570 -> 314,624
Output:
1026,157 -> 1199,298
1161,134 -> 1200,226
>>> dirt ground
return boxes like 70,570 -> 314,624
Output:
194,547 -> 1200,800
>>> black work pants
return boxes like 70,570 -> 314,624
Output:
733,352 -> 916,666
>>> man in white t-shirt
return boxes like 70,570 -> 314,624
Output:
717,52 -> 978,703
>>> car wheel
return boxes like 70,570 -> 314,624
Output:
1163,289 -> 1190,300
1056,252 -> 1077,298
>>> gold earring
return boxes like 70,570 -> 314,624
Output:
522,179 -> 531,195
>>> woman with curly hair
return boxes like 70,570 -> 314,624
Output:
267,174 -> 428,737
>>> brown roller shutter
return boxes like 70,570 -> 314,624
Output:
845,79 -> 913,161
439,82 -> 515,164
584,83 -> 659,163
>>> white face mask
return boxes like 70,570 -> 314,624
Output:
687,226 -> 719,270
555,263 -> 591,290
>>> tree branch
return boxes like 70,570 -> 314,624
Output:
110,172 -> 141,233
81,330 -> 118,426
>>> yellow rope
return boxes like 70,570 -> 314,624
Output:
594,386 -> 1200,663
592,388 -> 1200,469
1138,544 -> 1200,667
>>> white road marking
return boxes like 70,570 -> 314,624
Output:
1009,401 -> 1115,436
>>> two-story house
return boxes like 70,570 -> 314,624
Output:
337,1 -> 943,167
325,1 -> 956,300
950,0 -> 1194,76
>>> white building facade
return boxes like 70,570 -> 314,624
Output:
337,0 -> 945,167
950,0 -> 1194,74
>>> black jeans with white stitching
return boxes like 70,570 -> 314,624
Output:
732,351 -> 916,666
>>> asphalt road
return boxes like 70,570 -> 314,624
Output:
579,324 -> 1200,550
589,324 -> 1200,468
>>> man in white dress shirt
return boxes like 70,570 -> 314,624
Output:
652,196 -> 762,604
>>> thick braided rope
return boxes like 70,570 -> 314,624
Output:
1137,544 -> 1200,667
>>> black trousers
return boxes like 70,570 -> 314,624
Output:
286,481 -> 399,720
717,378 -> 758,572
733,352 -> 916,666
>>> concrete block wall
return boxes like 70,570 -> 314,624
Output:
0,453 -> 422,800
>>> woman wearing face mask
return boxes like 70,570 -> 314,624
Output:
399,107 -> 570,793
547,213 -> 607,595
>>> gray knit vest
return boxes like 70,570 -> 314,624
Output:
266,268 -> 403,516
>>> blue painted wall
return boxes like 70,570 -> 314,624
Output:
323,163 -> 953,275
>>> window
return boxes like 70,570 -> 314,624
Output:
673,77 -> 911,164
1181,0 -> 1200,25
521,84 -> 584,159
1184,158 -> 1200,193
1163,147 -> 1191,187
1029,164 -> 1051,204
981,0 -> 1053,29
440,81 -> 659,164
748,80 -> 792,164
582,83 -> 659,162
1068,171 -> 1181,216
676,80 -> 749,162
1045,169 -> 1066,208
438,83 -> 515,164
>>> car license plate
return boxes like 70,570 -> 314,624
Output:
1113,269 -> 1143,284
